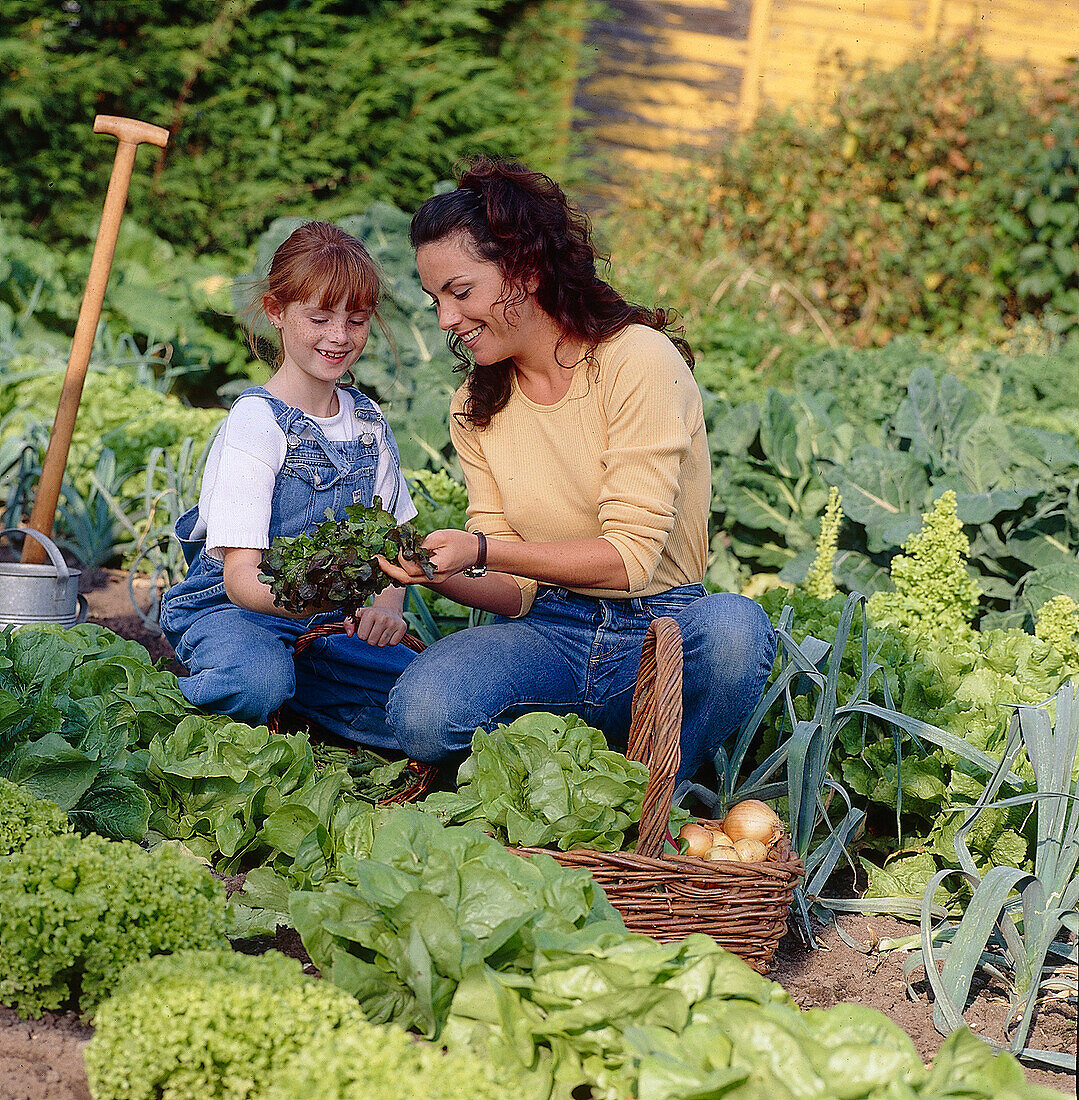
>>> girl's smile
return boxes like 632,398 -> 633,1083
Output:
264,295 -> 371,408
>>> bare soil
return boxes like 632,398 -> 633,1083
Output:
1,568 -> 1074,1100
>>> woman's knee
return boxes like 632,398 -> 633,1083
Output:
677,592 -> 776,681
386,658 -> 480,762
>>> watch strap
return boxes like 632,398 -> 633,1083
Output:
463,531 -> 487,577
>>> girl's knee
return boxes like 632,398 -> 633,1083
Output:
183,643 -> 296,724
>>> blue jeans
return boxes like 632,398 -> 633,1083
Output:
171,603 -> 416,749
386,585 -> 776,781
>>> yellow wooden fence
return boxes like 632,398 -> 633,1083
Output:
576,0 -> 1079,175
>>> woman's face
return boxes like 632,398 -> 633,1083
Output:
415,232 -> 538,366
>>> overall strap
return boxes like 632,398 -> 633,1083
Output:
233,386 -> 310,436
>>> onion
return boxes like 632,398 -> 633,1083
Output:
708,830 -> 735,848
704,845 -> 738,861
721,800 -> 784,848
733,838 -> 768,863
678,823 -> 714,858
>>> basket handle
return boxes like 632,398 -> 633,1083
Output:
289,620 -> 426,658
626,616 -> 683,859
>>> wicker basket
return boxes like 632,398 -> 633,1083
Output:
513,616 -> 803,974
267,622 -> 438,806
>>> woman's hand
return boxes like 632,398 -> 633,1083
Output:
344,603 -> 408,646
378,528 -> 481,586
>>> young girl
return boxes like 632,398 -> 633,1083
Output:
161,220 -> 418,749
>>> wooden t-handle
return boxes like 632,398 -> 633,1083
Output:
22,115 -> 170,565
93,115 -> 170,148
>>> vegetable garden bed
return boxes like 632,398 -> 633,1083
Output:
0,568 -> 1067,1100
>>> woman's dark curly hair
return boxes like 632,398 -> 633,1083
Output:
409,156 -> 693,428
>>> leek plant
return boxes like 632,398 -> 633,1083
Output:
677,593 -> 1023,939
56,448 -> 123,568
907,683 -> 1079,1071
94,434 -> 214,629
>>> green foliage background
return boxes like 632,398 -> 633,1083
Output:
614,38 -> 1079,343
0,0 -> 588,257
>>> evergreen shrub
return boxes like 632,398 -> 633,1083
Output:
627,39 -> 1073,343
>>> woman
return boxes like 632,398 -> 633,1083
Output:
379,157 -> 775,780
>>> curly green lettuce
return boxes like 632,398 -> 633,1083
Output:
85,948 -> 524,1100
868,490 -> 981,642
0,833 -> 227,1017
0,777 -> 71,855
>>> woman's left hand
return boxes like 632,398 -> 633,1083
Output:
344,604 -> 408,646
378,528 -> 481,586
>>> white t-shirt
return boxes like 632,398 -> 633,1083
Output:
193,389 -> 417,560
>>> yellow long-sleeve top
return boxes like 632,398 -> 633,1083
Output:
449,324 -> 711,615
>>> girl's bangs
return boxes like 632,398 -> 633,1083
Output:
291,251 -> 380,312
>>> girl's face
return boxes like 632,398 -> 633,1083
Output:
264,295 -> 371,385
415,233 -> 539,366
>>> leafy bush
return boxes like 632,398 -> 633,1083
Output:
1005,112 -> 1079,333
289,804 -> 623,1037
138,714 -> 354,874
0,832 -> 227,1017
629,38 -> 1071,342
263,1024 -> 522,1100
85,947 -> 525,1100
755,578 -> 1079,903
0,623 -> 191,840
0,363 -> 224,491
443,927 -> 1059,1099
867,491 -> 982,642
0,776 -> 71,855
0,217 -> 246,393
0,1 -> 589,259
85,949 -> 364,1100
709,366 -> 1079,623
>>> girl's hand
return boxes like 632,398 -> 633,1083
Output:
378,528 -> 480,586
344,604 -> 408,646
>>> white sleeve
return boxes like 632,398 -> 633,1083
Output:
200,398 -> 286,558
370,403 -> 417,524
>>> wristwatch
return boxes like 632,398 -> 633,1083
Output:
463,531 -> 488,578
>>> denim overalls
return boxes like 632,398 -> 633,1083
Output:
160,386 -> 416,749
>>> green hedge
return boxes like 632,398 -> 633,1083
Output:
0,0 -> 589,258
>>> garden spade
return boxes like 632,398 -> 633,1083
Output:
21,114 -> 169,565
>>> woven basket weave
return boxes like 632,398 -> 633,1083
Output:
513,616 -> 803,974
267,622 -> 437,806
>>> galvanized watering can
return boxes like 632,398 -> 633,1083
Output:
0,528 -> 88,629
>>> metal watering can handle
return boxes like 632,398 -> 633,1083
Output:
1,528 -> 71,586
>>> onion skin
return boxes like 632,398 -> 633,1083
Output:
708,830 -> 735,848
704,846 -> 738,861
721,800 -> 784,848
733,838 -> 769,863
678,823 -> 714,858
